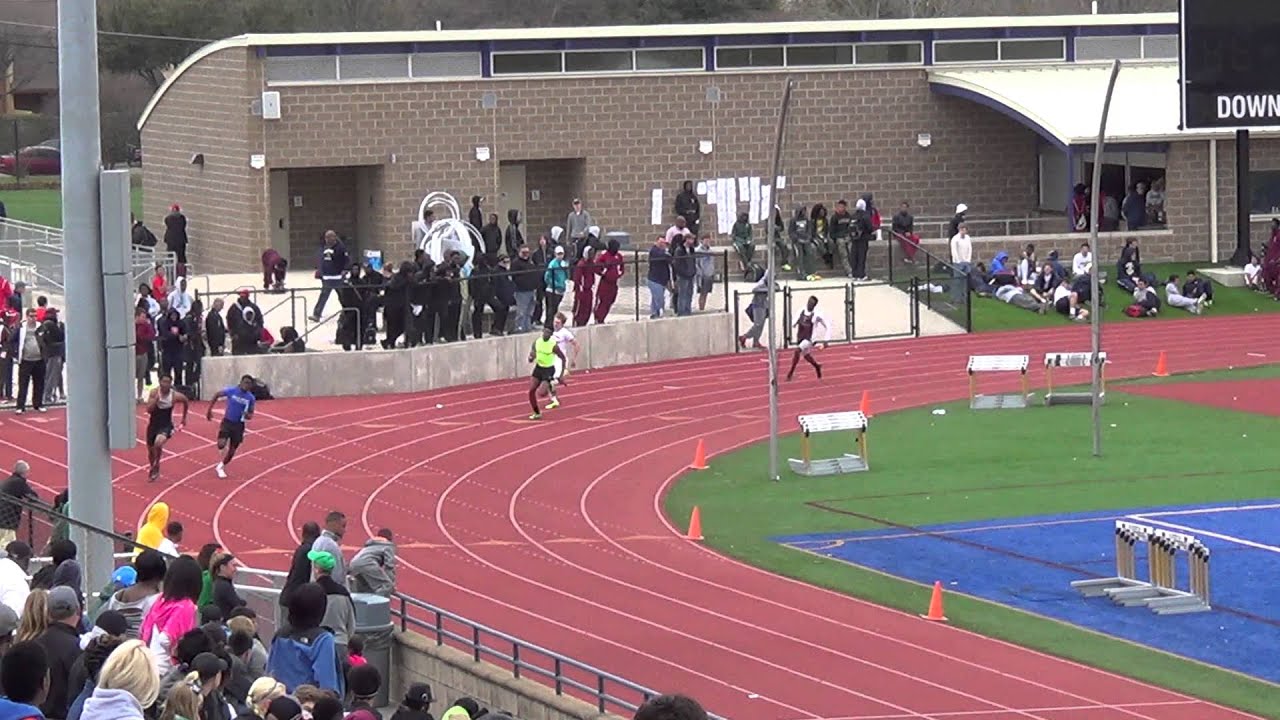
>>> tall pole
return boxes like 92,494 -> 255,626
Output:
1089,59 -> 1121,459
58,0 -> 114,592
766,78 -> 796,482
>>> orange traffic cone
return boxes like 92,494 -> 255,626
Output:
1152,351 -> 1169,377
685,506 -> 704,541
690,439 -> 709,470
920,581 -> 948,622
859,390 -> 872,417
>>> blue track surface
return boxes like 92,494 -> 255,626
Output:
776,500 -> 1280,682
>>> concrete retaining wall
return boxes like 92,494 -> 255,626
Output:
201,313 -> 735,398
392,631 -> 624,720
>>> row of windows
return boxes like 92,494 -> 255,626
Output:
262,34 -> 1181,85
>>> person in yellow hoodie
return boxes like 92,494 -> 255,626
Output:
134,502 -> 169,556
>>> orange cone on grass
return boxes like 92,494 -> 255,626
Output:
859,390 -> 872,417
920,581 -> 948,622
685,506 -> 704,541
1152,351 -> 1170,377
690,439 -> 709,470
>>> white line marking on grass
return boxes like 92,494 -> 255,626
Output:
1129,515 -> 1280,554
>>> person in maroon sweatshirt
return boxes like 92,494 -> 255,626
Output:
592,238 -> 625,323
571,245 -> 597,327
134,308 -> 157,401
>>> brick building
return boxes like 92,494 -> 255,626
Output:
137,11 -> 1280,274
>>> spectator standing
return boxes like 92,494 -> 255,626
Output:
133,309 -> 156,401
411,208 -> 434,250
167,279 -> 193,318
647,237 -> 672,319
267,583 -> 341,695
502,210 -> 524,258
829,200 -> 854,275
14,308 -> 47,414
849,198 -> 874,281
480,214 -> 502,257
37,586 -> 84,720
0,641 -> 50,720
467,196 -> 483,232
310,512 -> 347,586
210,552 -> 246,619
348,528 -> 397,597
564,199 -> 593,258
281,523 -> 320,608
693,235 -> 717,312
570,246 -> 596,327
543,246 -> 569,327
1,298 -> 19,402
730,212 -> 754,274
0,540 -> 31,617
509,246 -> 539,333
81,639 -> 161,720
947,203 -> 969,240
674,180 -> 701,235
40,309 -> 64,405
103,550 -> 166,640
949,223 -> 973,305
307,551 -> 353,656
205,298 -> 227,357
468,254 -> 508,338
0,462 -> 38,545
1123,183 -> 1147,231
671,234 -> 697,317
164,204 -> 189,269
891,201 -> 919,265
182,301 -> 205,389
156,309 -> 186,387
310,231 -> 349,322
227,292 -> 264,356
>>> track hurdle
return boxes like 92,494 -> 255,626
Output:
787,411 -> 869,476
1070,520 -> 1211,615
966,355 -> 1030,410
1043,351 -> 1108,406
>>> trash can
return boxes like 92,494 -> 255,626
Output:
351,593 -> 394,708
604,230 -> 632,250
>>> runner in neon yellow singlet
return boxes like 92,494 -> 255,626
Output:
527,325 -> 566,420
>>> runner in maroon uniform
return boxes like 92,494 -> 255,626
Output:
786,295 -> 829,381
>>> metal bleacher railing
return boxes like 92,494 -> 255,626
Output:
0,217 -> 177,296
9,496 -> 681,718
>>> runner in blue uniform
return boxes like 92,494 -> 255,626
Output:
206,374 -> 257,478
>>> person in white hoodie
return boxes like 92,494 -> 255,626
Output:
1072,242 -> 1093,277
81,639 -> 160,720
949,222 -> 973,303
166,278 -> 193,317
0,541 -> 31,618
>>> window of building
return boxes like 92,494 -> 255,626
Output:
412,52 -> 483,78
492,52 -> 562,75
933,40 -> 998,64
1142,35 -> 1178,59
338,54 -> 411,81
716,46 -> 785,69
998,38 -> 1065,61
854,42 -> 923,65
635,48 -> 704,71
1074,36 -> 1142,61
785,45 -> 852,67
265,55 -> 339,84
565,50 -> 634,73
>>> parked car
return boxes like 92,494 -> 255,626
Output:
0,145 -> 60,176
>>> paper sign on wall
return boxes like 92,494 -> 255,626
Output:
696,181 -> 707,196
737,177 -> 751,201
748,176 -> 762,224
704,180 -> 716,203
650,188 -> 664,226
775,176 -> 787,190
717,178 -> 734,235
760,185 -> 773,223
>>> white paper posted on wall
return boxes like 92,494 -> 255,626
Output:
650,188 -> 664,226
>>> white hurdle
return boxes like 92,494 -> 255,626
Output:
1044,351 -> 1108,406
787,411 -> 869,476
966,355 -> 1030,410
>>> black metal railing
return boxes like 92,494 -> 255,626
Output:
731,278 -> 921,350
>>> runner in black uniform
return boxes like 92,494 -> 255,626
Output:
145,374 -> 190,482
786,295 -> 829,381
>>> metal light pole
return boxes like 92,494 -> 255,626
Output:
1089,59 -> 1121,458
58,0 -> 115,592
766,78 -> 796,482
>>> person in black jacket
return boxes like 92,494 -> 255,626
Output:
0,461 -> 37,545
227,292 -> 264,356
211,551 -> 247,619
468,254 -> 506,338
671,234 -> 697,316
829,199 -> 854,276
40,309 -> 65,405
206,298 -> 228,357
503,209 -> 524,258
280,522 -> 320,608
441,252 -> 465,342
509,245 -> 540,332
37,586 -> 83,720
674,180 -> 701,236
407,260 -> 435,347
310,230 -> 349,322
382,262 -> 413,349
164,204 -> 188,267
850,198 -> 875,281
157,307 -> 187,386
468,195 -> 484,231
183,300 -> 206,389
480,213 -> 502,258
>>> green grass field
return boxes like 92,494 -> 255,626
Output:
0,180 -> 144,228
969,262 -> 1278,332
664,366 -> 1280,718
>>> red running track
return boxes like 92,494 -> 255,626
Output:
4,314 -> 1278,720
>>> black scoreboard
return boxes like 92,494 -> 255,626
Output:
1180,0 -> 1280,129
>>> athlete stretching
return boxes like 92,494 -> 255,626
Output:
206,375 -> 256,478
528,325 -> 567,420
786,295 -> 829,381
145,375 -> 190,482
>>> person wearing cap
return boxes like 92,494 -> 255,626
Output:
77,610 -> 127,652
0,540 -> 31,616
37,585 -> 83,719
210,552 -> 246,619
345,664 -> 383,720
389,682 -> 434,720
947,202 -> 968,241
564,199 -> 593,258
164,204 -> 188,268
306,551 -> 354,656
189,652 -> 231,720
0,641 -> 50,720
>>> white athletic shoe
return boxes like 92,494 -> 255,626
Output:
215,463 -> 227,479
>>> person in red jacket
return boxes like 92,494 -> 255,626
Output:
592,239 -> 624,323
571,246 -> 596,327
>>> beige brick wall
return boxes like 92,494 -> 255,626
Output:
287,167 -> 359,262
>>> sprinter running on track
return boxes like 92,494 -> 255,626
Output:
550,312 -> 580,389
528,325 -> 567,420
145,375 -> 190,482
786,295 -> 829,381
206,375 -> 256,478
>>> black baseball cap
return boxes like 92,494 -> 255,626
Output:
191,652 -> 227,681
4,541 -> 31,562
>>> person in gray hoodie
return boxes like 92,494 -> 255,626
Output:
309,512 -> 347,586
348,529 -> 397,597
564,199 -> 593,258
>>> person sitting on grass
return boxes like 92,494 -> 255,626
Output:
1028,263 -> 1057,306
1245,253 -> 1262,290
1164,274 -> 1205,314
1128,277 -> 1161,317
1182,270 -> 1214,307
1116,237 -> 1142,292
994,283 -> 1045,314
1051,276 -> 1088,322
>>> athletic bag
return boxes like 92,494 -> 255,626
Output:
1124,304 -> 1144,318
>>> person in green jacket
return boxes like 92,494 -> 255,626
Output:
731,212 -> 754,276
196,542 -> 221,607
